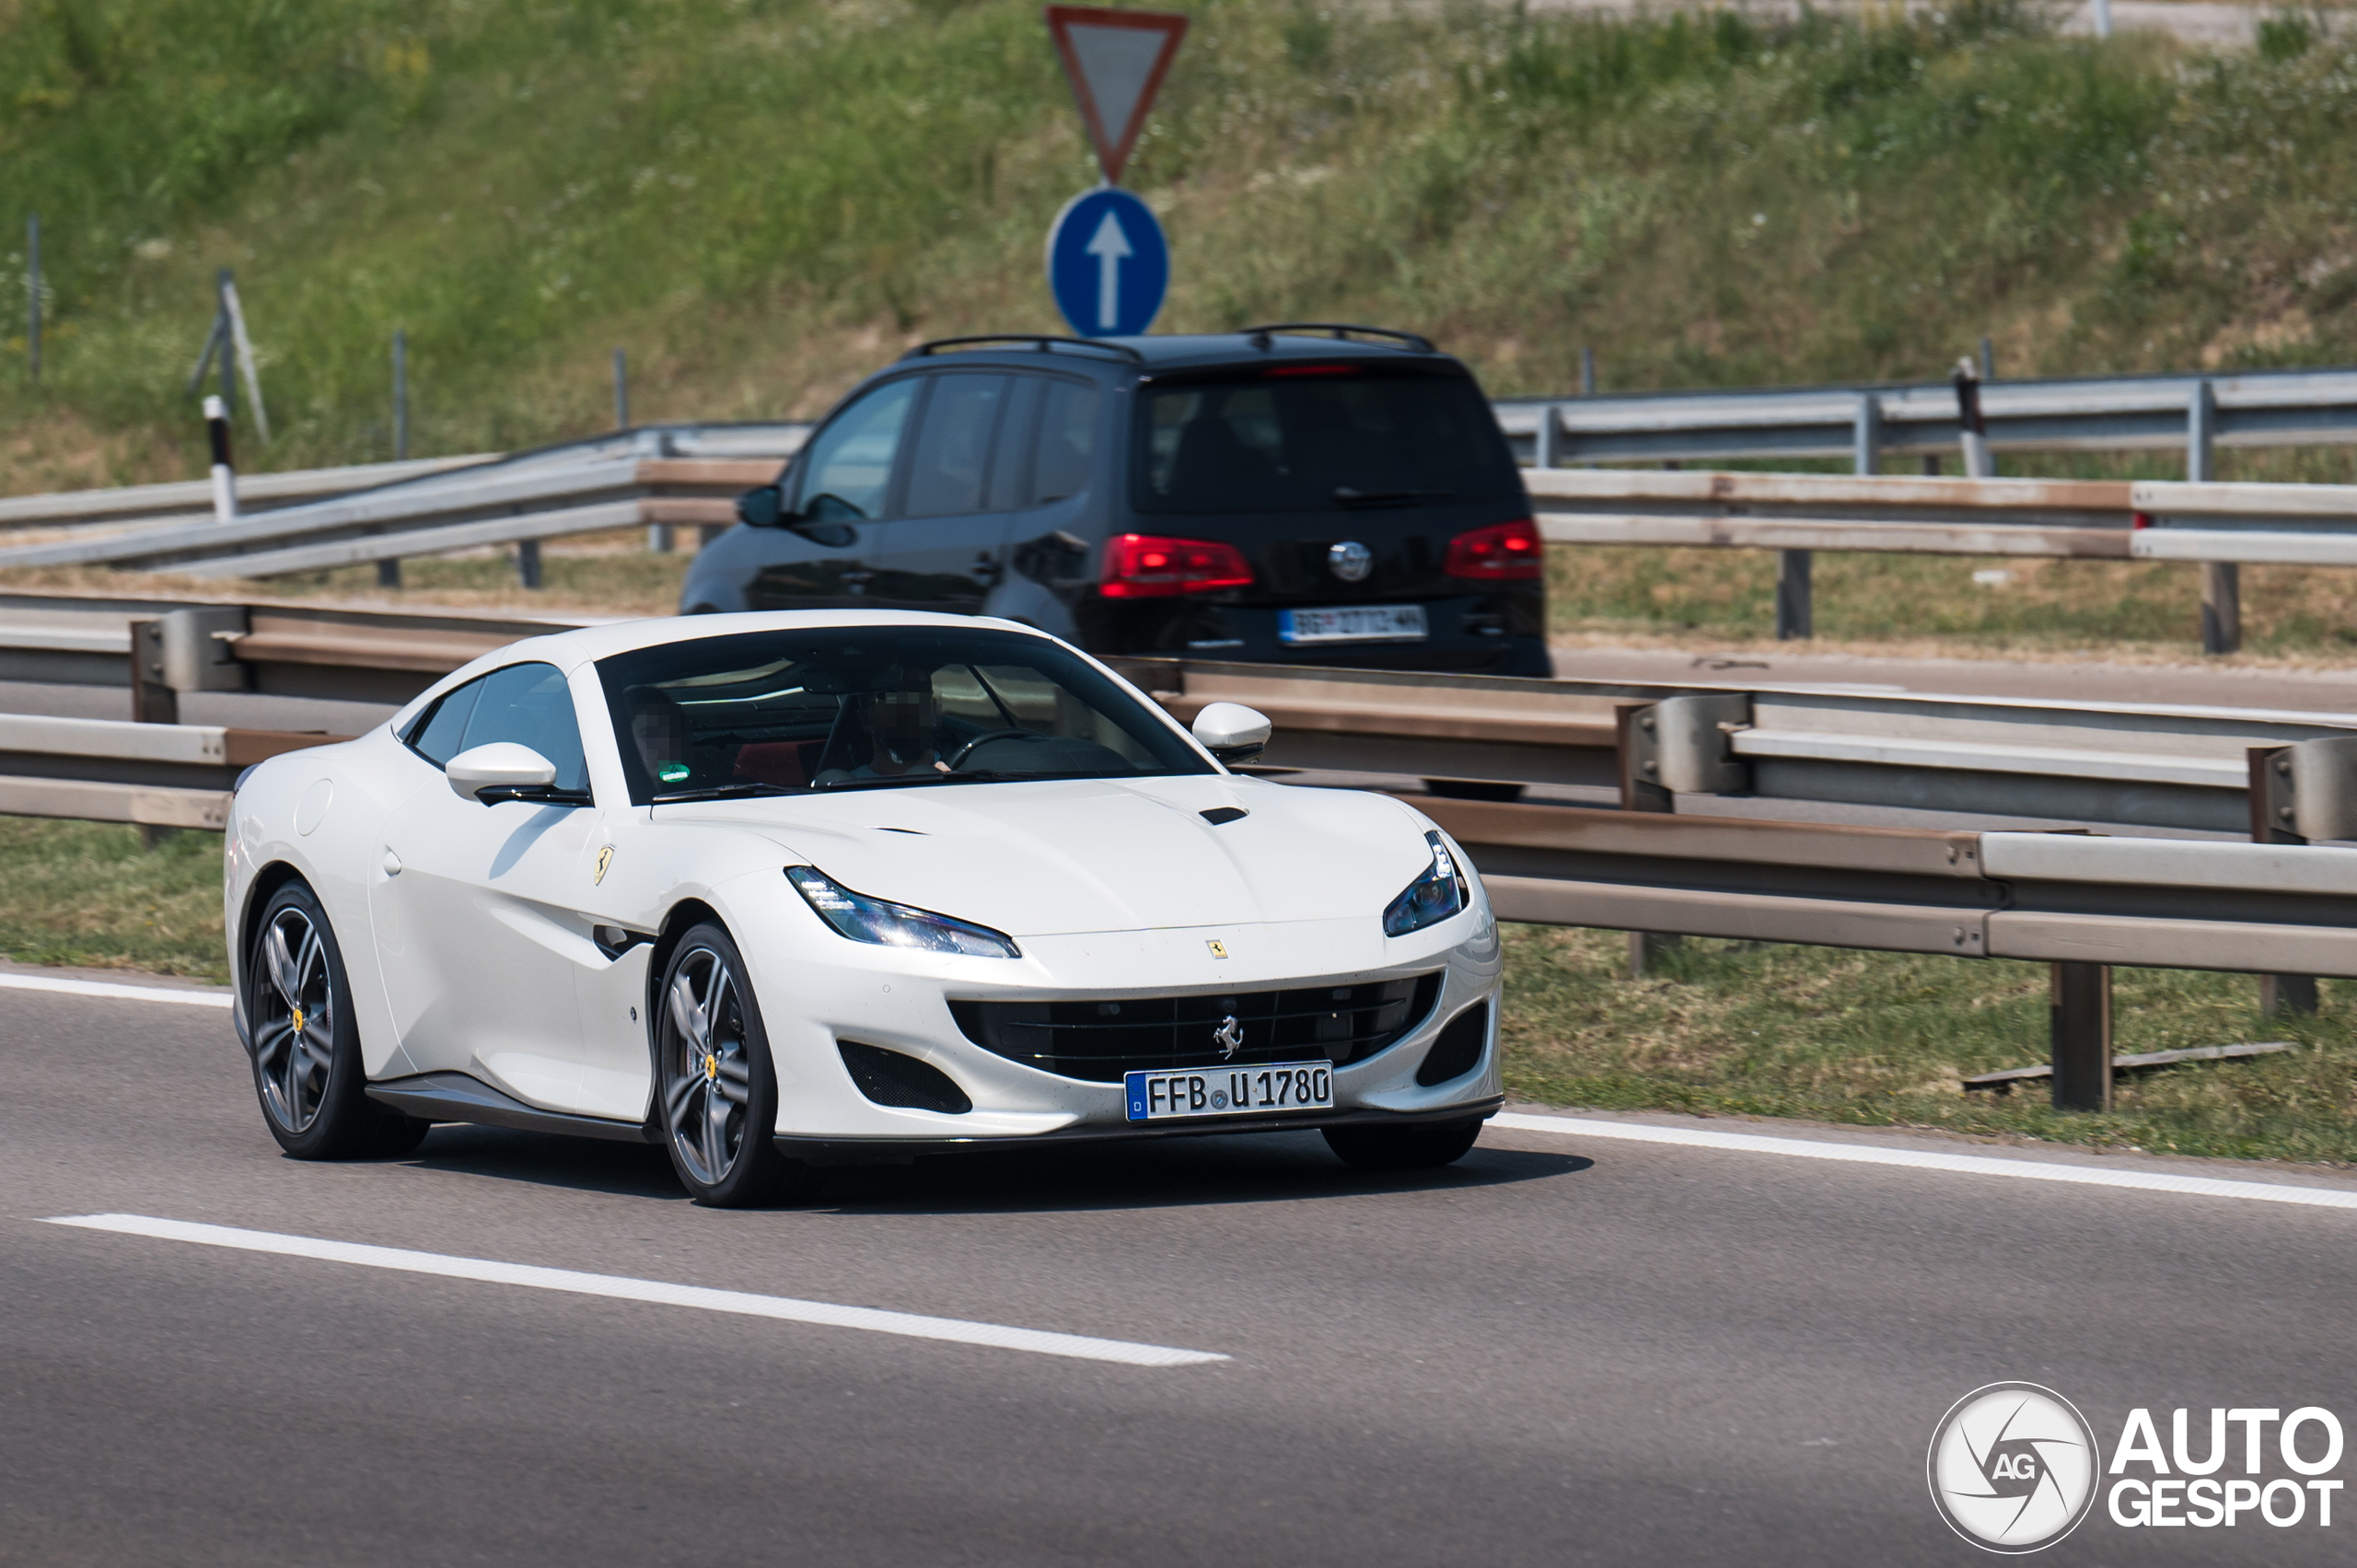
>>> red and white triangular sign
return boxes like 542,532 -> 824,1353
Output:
1045,6 -> 1189,187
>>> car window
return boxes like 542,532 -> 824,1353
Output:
456,662 -> 590,794
1135,367 -> 1520,513
903,374 -> 1008,518
794,377 -> 918,521
1031,379 -> 1098,505
407,678 -> 483,767
596,625 -> 1213,806
983,377 -> 1040,512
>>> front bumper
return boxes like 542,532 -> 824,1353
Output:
772,1095 -> 1505,1165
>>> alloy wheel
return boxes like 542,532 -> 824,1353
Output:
253,906 -> 335,1133
664,946 -> 754,1187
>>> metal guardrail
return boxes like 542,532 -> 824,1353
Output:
0,424 -> 808,579
0,713 -> 337,829
1495,364 -> 2357,468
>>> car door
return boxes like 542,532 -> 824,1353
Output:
744,376 -> 921,612
995,375 -> 1105,639
859,370 -> 1026,613
367,661 -> 606,1112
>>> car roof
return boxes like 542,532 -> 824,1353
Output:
892,330 -> 1458,379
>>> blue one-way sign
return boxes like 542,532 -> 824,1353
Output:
1046,187 -> 1167,338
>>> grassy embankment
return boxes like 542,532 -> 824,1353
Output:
9,1 -> 2357,1158
8,1 -> 2357,649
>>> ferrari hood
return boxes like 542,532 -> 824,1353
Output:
663,775 -> 1439,937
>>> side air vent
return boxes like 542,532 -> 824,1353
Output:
838,1040 -> 972,1114
1414,1002 -> 1489,1086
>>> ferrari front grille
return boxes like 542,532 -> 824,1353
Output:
948,974 -> 1442,1083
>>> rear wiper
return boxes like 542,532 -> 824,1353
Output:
651,782 -> 799,802
1333,486 -> 1452,508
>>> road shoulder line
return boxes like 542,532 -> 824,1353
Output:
0,971 -> 233,1008
1489,1110 -> 2357,1212
40,1214 -> 1227,1368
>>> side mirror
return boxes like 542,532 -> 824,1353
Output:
447,742 -> 557,805
736,484 -> 786,528
1191,703 -> 1271,766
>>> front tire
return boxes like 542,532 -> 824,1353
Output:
656,923 -> 820,1207
1323,1116 -> 1485,1172
247,880 -> 429,1160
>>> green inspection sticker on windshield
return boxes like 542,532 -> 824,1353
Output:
657,761 -> 691,784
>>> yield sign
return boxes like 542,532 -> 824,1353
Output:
1044,6 -> 1189,187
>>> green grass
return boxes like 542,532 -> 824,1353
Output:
0,817 -> 227,981
8,0 -> 2357,498
1503,925 -> 2357,1165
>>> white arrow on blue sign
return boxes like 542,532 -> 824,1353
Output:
1045,187 -> 1167,338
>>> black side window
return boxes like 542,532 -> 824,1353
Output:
984,377 -> 1041,512
1031,379 -> 1099,505
459,662 -> 590,794
407,678 -> 484,767
904,373 -> 1010,518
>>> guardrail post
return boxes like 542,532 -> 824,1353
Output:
2189,378 -> 2241,655
1579,346 -> 1596,397
1619,703 -> 1679,978
1954,359 -> 1993,479
1533,404 -> 1560,470
2253,742 -> 2323,1015
517,539 -> 543,590
129,621 -> 177,726
1774,554 -> 1812,641
382,331 -> 406,590
2049,961 -> 2113,1111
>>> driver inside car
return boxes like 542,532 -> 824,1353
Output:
813,673 -> 947,784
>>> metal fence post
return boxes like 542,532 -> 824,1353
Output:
1533,404 -> 1560,470
2092,0 -> 2113,37
517,539 -> 543,590
1979,335 -> 1993,383
26,211 -> 39,385
2049,961 -> 2113,1111
2189,378 -> 2241,655
381,331 -> 407,589
203,396 -> 238,522
1618,703 -> 1679,978
2248,744 -> 2320,1015
1954,358 -> 1993,478
1579,346 -> 1596,398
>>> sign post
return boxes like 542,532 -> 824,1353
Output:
1041,6 -> 1187,339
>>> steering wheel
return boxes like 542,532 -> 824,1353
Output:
945,728 -> 1041,770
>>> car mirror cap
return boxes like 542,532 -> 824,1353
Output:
446,741 -> 558,803
1191,702 -> 1271,765
735,483 -> 788,528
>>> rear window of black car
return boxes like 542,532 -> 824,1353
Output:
1134,366 -> 1519,514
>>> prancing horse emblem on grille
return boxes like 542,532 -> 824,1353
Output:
1213,1014 -> 1245,1058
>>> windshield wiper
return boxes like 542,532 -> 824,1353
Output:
651,782 -> 800,802
811,771 -> 1010,792
1333,486 -> 1452,509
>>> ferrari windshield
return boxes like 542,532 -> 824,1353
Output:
597,626 -> 1213,805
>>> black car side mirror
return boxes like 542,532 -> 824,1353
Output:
736,484 -> 788,528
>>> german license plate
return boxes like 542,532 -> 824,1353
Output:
1278,605 -> 1429,645
1125,1061 -> 1336,1122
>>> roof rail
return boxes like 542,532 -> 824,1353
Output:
902,334 -> 1145,365
1237,322 -> 1437,354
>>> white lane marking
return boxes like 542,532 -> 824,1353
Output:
1490,1111 -> 2357,1213
0,972 -> 233,1009
41,1214 -> 1227,1368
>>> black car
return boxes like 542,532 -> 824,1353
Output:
685,324 -> 1547,677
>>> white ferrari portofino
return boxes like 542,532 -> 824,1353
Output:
226,611 -> 1503,1204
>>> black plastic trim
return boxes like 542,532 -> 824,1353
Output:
366,1071 -> 659,1144
1237,321 -> 1436,354
1415,1001 -> 1489,1086
838,1040 -> 973,1114
904,334 -> 1144,365
769,1096 -> 1504,1166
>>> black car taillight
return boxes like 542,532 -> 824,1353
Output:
1444,519 -> 1543,581
1100,533 -> 1255,598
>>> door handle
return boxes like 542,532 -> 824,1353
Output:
839,569 -> 877,585
972,552 -> 1003,585
381,849 -> 403,877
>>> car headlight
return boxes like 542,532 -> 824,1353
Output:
785,867 -> 1021,958
1382,831 -> 1467,937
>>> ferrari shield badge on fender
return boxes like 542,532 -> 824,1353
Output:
594,845 -> 613,886
1205,939 -> 1227,958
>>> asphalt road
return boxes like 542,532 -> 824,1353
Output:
6,981 -> 2354,1566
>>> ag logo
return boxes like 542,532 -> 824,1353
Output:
1928,1383 -> 2099,1553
